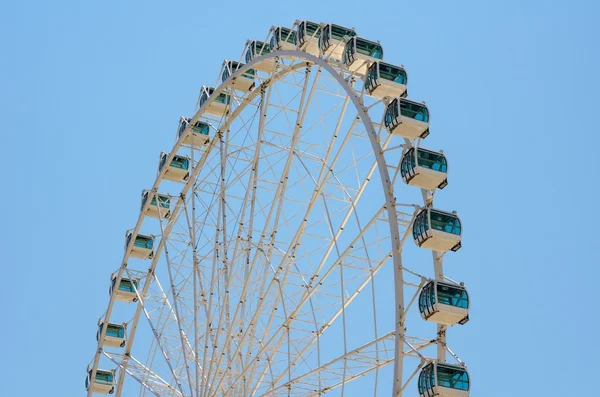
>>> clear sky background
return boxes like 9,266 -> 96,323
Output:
1,0 -> 599,396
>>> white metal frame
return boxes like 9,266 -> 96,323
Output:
86,25 -> 467,396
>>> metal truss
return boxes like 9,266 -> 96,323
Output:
87,22 -> 465,397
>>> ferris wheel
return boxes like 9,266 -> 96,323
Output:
85,20 -> 471,397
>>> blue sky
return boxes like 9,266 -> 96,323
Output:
1,0 -> 599,396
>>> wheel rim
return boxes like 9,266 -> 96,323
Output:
88,28 -> 467,397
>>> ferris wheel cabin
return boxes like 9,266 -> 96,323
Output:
419,281 -> 469,326
141,190 -> 171,219
401,147 -> 448,190
85,368 -> 115,395
297,20 -> 322,56
269,26 -> 297,51
178,117 -> 210,146
385,98 -> 430,139
245,40 -> 274,72
125,231 -> 154,259
221,60 -> 255,92
365,61 -> 407,99
343,36 -> 384,75
319,23 -> 356,59
198,86 -> 230,116
159,152 -> 190,182
97,321 -> 127,348
109,275 -> 139,302
413,208 -> 462,252
418,362 -> 469,397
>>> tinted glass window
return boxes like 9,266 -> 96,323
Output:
384,99 -> 400,129
330,25 -> 355,41
418,365 -> 435,393
355,38 -> 383,59
300,22 -> 320,43
280,28 -> 296,44
178,119 -> 188,137
150,195 -> 170,208
193,122 -> 210,135
378,63 -> 407,85
400,100 -> 429,122
95,371 -> 114,384
365,62 -> 378,91
437,284 -> 468,308
400,148 -> 416,178
171,156 -> 189,170
106,324 -> 124,338
437,365 -> 469,391
412,209 -> 429,239
257,41 -> 270,55
430,210 -> 461,235
134,235 -> 153,249
417,149 -> 447,172
215,93 -> 230,105
198,91 -> 208,107
419,282 -> 437,314
118,278 -> 133,292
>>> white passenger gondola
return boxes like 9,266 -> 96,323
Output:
125,231 -> 154,259
197,85 -> 230,116
141,190 -> 171,219
385,97 -> 430,139
418,362 -> 470,397
269,26 -> 297,51
413,208 -> 461,252
401,147 -> 448,190
365,61 -> 407,99
85,368 -> 115,395
297,20 -> 322,56
178,116 -> 210,146
419,281 -> 469,326
245,40 -> 274,72
342,36 -> 383,75
109,274 -> 139,302
319,23 -> 356,59
221,60 -> 255,92
159,152 -> 190,182
97,321 -> 127,348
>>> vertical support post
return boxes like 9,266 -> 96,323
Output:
433,251 -> 447,363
